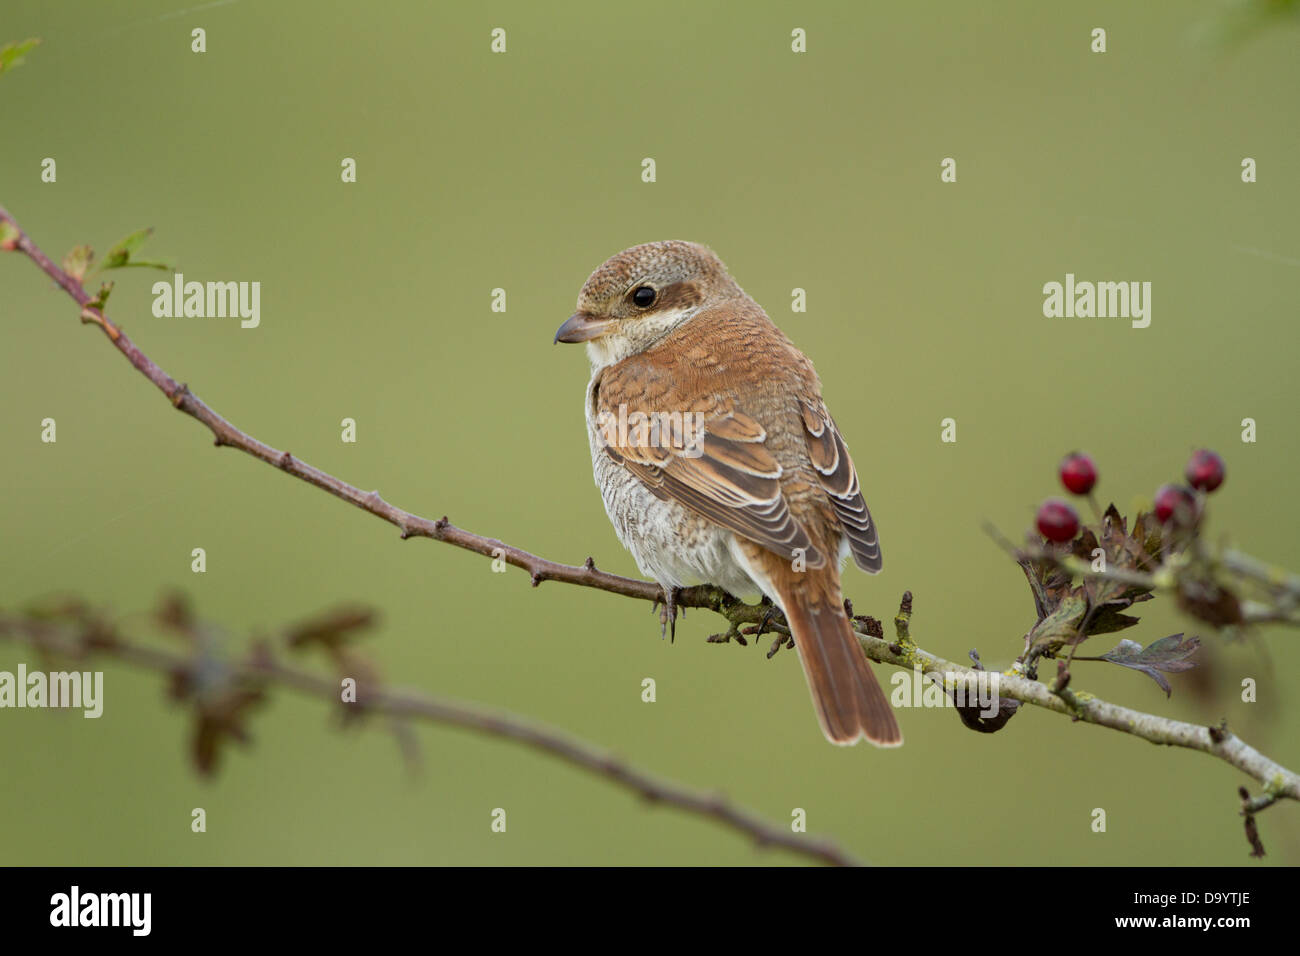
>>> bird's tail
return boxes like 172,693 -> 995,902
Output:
776,576 -> 902,747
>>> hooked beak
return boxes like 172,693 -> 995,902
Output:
554,311 -> 612,344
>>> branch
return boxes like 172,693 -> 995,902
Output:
3,204 -> 1297,853
872,595 -> 1298,801
0,607 -> 861,867
2,204 -> 670,603
1051,548 -> 1300,628
709,591 -> 1299,812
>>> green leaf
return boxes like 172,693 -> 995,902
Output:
1027,588 -> 1088,654
98,227 -> 154,269
93,227 -> 172,273
1017,545 -> 1073,621
107,258 -> 173,271
0,38 -> 40,76
62,245 -> 94,283
1101,634 -> 1201,697
85,280 -> 114,311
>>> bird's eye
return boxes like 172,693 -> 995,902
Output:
631,286 -> 656,308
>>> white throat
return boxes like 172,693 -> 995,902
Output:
585,307 -> 699,372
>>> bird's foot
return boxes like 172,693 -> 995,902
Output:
755,600 -> 783,635
652,586 -> 683,642
739,598 -> 790,658
765,632 -> 796,660
706,621 -> 748,646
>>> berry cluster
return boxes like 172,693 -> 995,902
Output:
1035,450 -> 1226,543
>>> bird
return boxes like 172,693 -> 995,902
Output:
554,240 -> 900,747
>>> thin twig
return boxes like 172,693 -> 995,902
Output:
0,612 -> 861,867
0,204 -> 673,606
858,610 -> 1300,804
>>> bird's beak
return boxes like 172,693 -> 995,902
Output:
554,311 -> 612,344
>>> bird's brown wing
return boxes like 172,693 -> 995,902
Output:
599,406 -> 822,566
799,401 -> 881,573
592,373 -> 823,566
591,302 -> 881,572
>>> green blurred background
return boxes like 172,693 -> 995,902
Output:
2,0 -> 1297,865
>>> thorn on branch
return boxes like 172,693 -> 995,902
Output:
1054,660 -> 1071,693
893,590 -> 914,645
584,556 -> 596,571
1238,786 -> 1268,858
79,305 -> 121,340
1051,660 -> 1083,719
1243,815 -> 1265,858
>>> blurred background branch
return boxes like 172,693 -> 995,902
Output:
0,599 -> 862,867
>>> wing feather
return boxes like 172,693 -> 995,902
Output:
598,416 -> 821,564
590,323 -> 879,574
596,390 -> 823,565
799,402 -> 881,573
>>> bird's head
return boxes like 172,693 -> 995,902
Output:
555,240 -> 743,368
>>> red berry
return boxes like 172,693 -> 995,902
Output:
1185,449 -> 1225,493
1154,484 -> 1196,523
0,237 -> 17,251
1036,498 -> 1080,542
1059,452 -> 1098,495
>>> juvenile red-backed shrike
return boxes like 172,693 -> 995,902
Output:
555,241 -> 900,747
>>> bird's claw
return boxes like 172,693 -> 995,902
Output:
744,602 -> 790,658
756,602 -> 783,635
709,600 -> 789,652
653,586 -> 683,642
